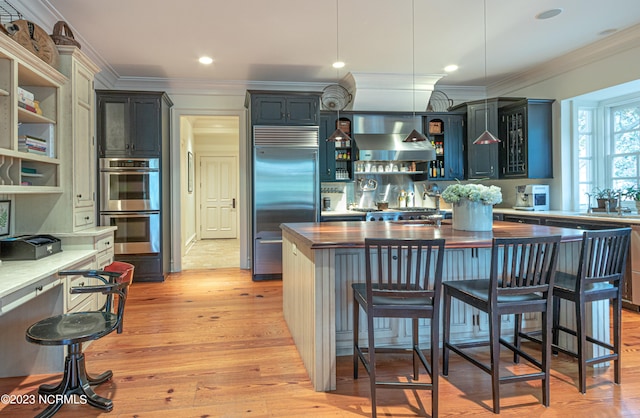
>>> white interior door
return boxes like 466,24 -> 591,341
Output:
199,155 -> 237,239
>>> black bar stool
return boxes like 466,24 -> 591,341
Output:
442,235 -> 561,414
517,228 -> 631,393
353,238 -> 445,417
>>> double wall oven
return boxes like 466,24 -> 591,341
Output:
99,158 -> 161,255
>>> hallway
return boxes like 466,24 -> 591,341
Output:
182,238 -> 240,270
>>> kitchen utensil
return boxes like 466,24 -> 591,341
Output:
359,178 -> 378,191
376,201 -> 389,210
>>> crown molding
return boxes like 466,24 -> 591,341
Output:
490,23 -> 640,96
108,77 -> 327,96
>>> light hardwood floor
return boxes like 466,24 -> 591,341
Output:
2,268 -> 640,417
182,239 -> 240,270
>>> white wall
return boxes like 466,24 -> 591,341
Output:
180,117 -> 197,254
440,27 -> 640,211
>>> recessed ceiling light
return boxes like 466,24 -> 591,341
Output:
536,8 -> 563,20
444,64 -> 458,73
332,61 -> 345,69
199,56 -> 213,65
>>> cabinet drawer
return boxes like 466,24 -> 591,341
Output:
503,215 -> 543,224
74,209 -> 95,228
96,234 -> 113,254
97,251 -> 113,270
68,289 -> 97,313
64,258 -> 97,312
0,275 -> 62,315
66,273 -> 96,311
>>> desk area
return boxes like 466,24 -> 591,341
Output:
0,227 -> 116,378
281,220 -> 589,391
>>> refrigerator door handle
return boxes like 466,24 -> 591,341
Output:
232,198 -> 236,209
258,239 -> 283,244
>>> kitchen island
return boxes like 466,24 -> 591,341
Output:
281,220 -> 592,391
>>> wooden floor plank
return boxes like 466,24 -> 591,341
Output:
1,267 -> 640,417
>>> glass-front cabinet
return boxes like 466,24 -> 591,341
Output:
499,99 -> 553,179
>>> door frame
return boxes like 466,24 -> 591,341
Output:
170,109 -> 249,272
196,153 -> 239,240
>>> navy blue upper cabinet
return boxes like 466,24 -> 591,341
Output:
453,97 -> 523,179
247,91 -> 320,125
498,99 -> 554,179
319,114 -> 336,181
424,113 -> 465,181
97,91 -> 172,157
465,99 -> 501,179
319,113 -> 354,182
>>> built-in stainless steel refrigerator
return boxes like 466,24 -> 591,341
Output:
252,125 -> 319,280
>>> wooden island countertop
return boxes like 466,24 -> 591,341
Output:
280,220 -> 585,249
280,220 -> 591,392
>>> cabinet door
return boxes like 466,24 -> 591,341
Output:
131,97 -> 161,156
73,63 -> 95,210
467,102 -> 499,179
98,95 -> 129,157
444,114 -> 465,180
499,99 -> 553,179
500,105 -> 528,177
252,96 -> 287,124
286,96 -> 318,125
318,114 -> 336,181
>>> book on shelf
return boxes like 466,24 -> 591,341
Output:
19,135 -> 48,155
17,100 -> 37,113
18,97 -> 35,107
17,124 -> 55,158
17,86 -> 34,101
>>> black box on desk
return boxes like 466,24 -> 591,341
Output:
0,235 -> 62,260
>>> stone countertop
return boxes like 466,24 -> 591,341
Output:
321,208 -> 640,224
51,226 -> 117,237
0,250 -> 97,301
281,220 -> 584,250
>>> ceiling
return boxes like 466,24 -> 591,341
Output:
19,0 -> 640,88
9,0 -> 640,131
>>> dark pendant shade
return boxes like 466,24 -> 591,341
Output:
403,129 -> 427,142
473,130 -> 501,144
327,128 -> 352,142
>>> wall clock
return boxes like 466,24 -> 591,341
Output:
4,20 -> 59,67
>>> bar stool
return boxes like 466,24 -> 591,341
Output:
442,235 -> 561,414
25,262 -> 134,418
352,238 -> 445,418
517,228 -> 631,393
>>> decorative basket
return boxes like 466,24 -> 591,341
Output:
50,21 -> 81,49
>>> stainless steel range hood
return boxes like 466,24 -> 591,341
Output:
354,134 -> 436,162
351,114 -> 436,162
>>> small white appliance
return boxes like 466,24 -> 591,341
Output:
514,185 -> 550,211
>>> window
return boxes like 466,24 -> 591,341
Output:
573,96 -> 640,211
611,103 -> 640,192
577,106 -> 595,208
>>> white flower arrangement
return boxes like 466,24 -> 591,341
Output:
441,183 -> 503,206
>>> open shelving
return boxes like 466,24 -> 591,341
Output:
0,32 -> 67,194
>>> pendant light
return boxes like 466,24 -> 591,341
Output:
403,0 -> 427,143
473,0 -> 501,145
326,0 -> 351,142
